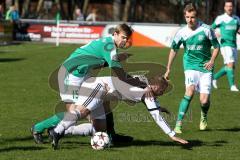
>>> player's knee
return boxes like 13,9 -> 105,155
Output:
185,86 -> 195,96
80,108 -> 90,118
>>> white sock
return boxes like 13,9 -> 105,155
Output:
54,110 -> 81,134
65,123 -> 96,136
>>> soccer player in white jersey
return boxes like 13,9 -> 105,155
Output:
164,3 -> 220,133
212,0 -> 240,91
49,75 -> 188,149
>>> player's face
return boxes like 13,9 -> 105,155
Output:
224,2 -> 233,16
114,31 -> 130,49
185,11 -> 197,30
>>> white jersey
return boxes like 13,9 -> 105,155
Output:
76,76 -> 175,137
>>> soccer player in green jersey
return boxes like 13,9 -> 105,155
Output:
164,3 -> 220,133
31,23 -> 150,143
212,0 -> 240,91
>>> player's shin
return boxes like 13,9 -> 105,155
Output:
213,66 -> 227,80
65,123 -> 95,136
176,95 -> 192,122
225,67 -> 234,87
34,112 -> 64,133
200,101 -> 210,119
54,110 -> 81,134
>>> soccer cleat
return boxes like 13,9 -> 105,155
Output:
47,128 -> 54,142
200,113 -> 207,131
49,129 -> 63,150
30,126 -> 43,144
110,133 -> 134,143
174,125 -> 182,134
212,80 -> 218,89
230,85 -> 239,92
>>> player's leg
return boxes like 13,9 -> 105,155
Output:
226,47 -> 238,91
199,94 -> 210,130
174,70 -> 196,133
65,104 -> 106,136
104,101 -> 133,143
199,72 -> 212,130
212,47 -> 227,89
51,80 -> 107,149
31,66 -> 84,143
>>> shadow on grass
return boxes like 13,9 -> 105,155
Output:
112,139 -> 227,150
1,136 -> 33,143
0,146 -> 45,153
0,58 -> 25,63
215,127 -> 240,132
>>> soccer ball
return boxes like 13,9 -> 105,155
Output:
90,132 -> 110,150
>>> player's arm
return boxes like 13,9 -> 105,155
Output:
204,28 -> 220,70
164,30 -> 182,80
164,49 -> 177,80
142,97 -> 188,144
112,67 -> 147,88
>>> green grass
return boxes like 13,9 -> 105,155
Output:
0,43 -> 240,160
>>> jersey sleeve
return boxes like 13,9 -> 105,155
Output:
212,16 -> 220,29
209,28 -> 220,48
171,29 -> 183,52
143,98 -> 175,137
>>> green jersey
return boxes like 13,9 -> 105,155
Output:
63,36 -> 122,77
212,13 -> 240,48
171,21 -> 220,73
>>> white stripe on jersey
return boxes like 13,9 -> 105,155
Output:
174,21 -> 214,42
215,13 -> 240,25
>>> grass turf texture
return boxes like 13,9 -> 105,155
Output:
0,43 -> 240,160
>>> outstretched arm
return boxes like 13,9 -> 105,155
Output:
143,98 -> 188,144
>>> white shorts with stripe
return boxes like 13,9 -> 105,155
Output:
75,79 -> 107,120
59,74 -> 86,103
220,46 -> 238,64
184,70 -> 212,94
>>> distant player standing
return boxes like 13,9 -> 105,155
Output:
164,3 -> 220,133
212,0 -> 240,91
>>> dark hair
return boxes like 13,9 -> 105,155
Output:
113,23 -> 133,37
225,0 -> 233,4
183,3 -> 198,15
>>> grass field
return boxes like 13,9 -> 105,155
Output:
0,43 -> 240,160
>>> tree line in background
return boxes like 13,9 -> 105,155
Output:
0,0 -> 240,24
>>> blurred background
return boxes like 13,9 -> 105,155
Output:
1,0 -> 240,46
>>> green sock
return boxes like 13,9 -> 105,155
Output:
225,67 -> 234,87
200,101 -> 210,118
177,95 -> 192,122
34,112 -> 64,133
213,66 -> 226,80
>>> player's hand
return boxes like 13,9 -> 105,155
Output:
171,136 -> 188,144
204,60 -> 214,70
145,86 -> 154,101
164,69 -> 170,81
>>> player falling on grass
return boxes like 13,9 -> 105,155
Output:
212,0 -> 240,91
31,23 -> 150,144
49,75 -> 188,149
164,3 -> 220,133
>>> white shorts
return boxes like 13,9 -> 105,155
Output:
184,70 -> 212,94
220,46 -> 238,64
59,74 -> 86,103
75,79 -> 107,119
